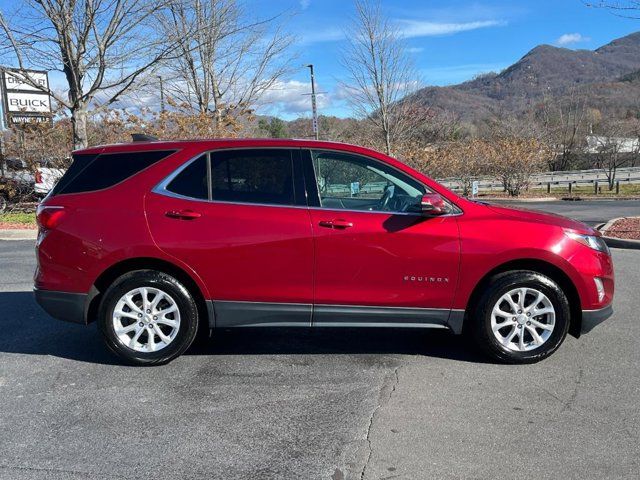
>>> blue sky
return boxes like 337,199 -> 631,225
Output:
257,0 -> 640,118
1,0 -> 639,119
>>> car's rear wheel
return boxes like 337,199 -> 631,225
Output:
470,271 -> 570,364
98,270 -> 199,365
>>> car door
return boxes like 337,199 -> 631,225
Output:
146,148 -> 314,327
305,149 -> 461,327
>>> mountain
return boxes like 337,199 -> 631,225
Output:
410,31 -> 640,124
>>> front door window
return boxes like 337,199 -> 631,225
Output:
311,150 -> 426,213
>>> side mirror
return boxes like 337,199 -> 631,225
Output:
419,193 -> 448,216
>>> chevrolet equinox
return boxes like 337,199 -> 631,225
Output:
34,139 -> 614,365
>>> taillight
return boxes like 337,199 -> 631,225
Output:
35,169 -> 42,184
36,205 -> 66,230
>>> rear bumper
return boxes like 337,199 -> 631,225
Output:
34,288 -> 88,324
581,304 -> 613,334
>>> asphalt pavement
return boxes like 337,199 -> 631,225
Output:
1,215 -> 639,479
488,199 -> 640,226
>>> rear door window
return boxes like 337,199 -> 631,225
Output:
210,149 -> 296,206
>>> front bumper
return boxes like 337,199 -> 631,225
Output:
34,288 -> 89,324
581,304 -> 613,334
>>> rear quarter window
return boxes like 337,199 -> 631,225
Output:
166,154 -> 209,200
51,150 -> 175,195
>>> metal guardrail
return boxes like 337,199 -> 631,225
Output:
445,177 -> 640,189
440,167 -> 640,194
439,167 -> 640,189
445,177 -> 640,194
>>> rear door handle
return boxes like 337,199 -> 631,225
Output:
318,219 -> 353,229
165,209 -> 202,220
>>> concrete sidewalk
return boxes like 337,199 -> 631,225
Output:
0,229 -> 37,241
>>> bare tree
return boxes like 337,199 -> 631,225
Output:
481,115 -> 550,195
584,1 -> 640,18
590,120 -> 639,189
490,137 -> 550,196
340,0 -> 420,155
0,0 -> 182,149
537,91 -> 589,172
158,0 -> 294,124
285,115 -> 363,144
418,139 -> 494,196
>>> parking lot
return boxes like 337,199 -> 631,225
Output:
490,199 -> 640,227
1,214 -> 639,479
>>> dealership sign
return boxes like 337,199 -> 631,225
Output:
1,69 -> 52,125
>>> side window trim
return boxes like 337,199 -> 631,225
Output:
206,152 -> 213,201
301,149 -> 321,208
153,147 -> 307,208
291,148 -> 307,207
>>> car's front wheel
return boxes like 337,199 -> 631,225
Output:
98,270 -> 199,365
470,270 -> 571,364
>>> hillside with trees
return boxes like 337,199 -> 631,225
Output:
408,32 -> 640,125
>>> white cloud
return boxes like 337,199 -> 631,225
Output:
407,47 -> 425,53
255,79 -> 331,118
299,19 -> 505,44
299,27 -> 344,44
556,33 -> 590,46
332,84 -> 353,102
396,19 -> 506,38
299,0 -> 311,9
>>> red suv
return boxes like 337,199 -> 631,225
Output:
34,139 -> 614,365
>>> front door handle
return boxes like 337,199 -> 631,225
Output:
318,219 -> 353,229
165,209 -> 202,220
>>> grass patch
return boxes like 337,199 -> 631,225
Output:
0,211 -> 37,226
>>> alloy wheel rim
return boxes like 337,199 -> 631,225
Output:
112,287 -> 181,353
490,287 -> 556,352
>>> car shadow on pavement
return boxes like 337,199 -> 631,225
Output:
0,291 -> 121,365
0,291 -> 488,365
188,327 -> 489,363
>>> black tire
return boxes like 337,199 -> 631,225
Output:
98,270 -> 199,366
469,270 -> 570,364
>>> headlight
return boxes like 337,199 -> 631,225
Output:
564,231 -> 610,254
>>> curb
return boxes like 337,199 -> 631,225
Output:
480,197 -> 558,202
597,217 -> 640,250
600,217 -> 623,233
561,197 -> 640,202
603,236 -> 640,250
0,229 -> 37,241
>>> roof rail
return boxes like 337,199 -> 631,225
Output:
131,133 -> 159,142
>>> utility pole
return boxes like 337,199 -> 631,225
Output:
306,64 -> 319,140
